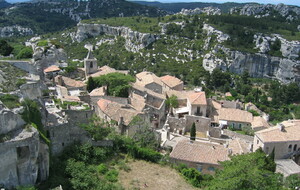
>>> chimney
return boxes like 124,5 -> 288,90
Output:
278,123 -> 285,131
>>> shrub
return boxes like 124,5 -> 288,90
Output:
128,145 -> 162,163
16,47 -> 33,59
0,94 -> 20,109
105,169 -> 119,182
97,163 -> 108,174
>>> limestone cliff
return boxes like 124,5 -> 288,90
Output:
73,23 -> 158,52
202,24 -> 300,84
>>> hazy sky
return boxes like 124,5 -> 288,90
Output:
129,0 -> 300,6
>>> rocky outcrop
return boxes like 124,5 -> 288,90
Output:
230,3 -> 300,21
202,23 -> 300,84
254,34 -> 300,59
0,25 -> 33,38
0,127 -> 49,189
73,23 -> 158,52
203,47 -> 300,84
159,21 -> 184,34
0,103 -> 25,135
178,7 -> 221,16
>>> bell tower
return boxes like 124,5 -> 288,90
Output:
84,50 -> 98,77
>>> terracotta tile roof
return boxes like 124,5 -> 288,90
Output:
225,92 -> 232,97
90,65 -> 129,78
251,116 -> 270,129
89,87 -> 106,96
62,96 -> 81,102
170,140 -> 230,165
135,71 -> 163,87
130,93 -> 146,112
166,89 -> 194,100
160,75 -> 183,88
188,92 -> 207,105
55,75 -> 86,88
255,120 -> 300,143
131,83 -> 166,100
228,138 -> 251,155
44,65 -> 60,73
97,99 -> 141,125
218,108 -> 253,123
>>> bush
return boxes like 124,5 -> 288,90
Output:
128,145 -> 162,163
16,47 -> 33,59
248,109 -> 260,116
97,163 -> 108,174
0,94 -> 20,109
105,169 -> 119,182
0,40 -> 13,56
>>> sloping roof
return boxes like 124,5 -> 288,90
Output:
255,120 -> 300,143
97,99 -> 141,125
166,89 -> 194,100
135,71 -> 163,87
218,108 -> 253,123
160,75 -> 183,88
275,159 -> 300,177
55,75 -> 86,88
170,140 -> 229,165
44,65 -> 60,73
225,92 -> 232,97
130,93 -> 146,112
85,50 -> 95,60
228,138 -> 251,155
89,87 -> 106,96
90,66 -> 129,78
188,92 -> 207,105
251,116 -> 270,130
131,83 -> 166,100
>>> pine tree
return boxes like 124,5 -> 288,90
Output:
190,122 -> 196,141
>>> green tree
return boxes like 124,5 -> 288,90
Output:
166,95 -> 178,115
190,122 -> 196,141
284,174 -> 300,189
208,149 -> 283,190
0,40 -> 13,56
86,77 -> 96,93
211,68 -> 231,89
16,47 -> 33,59
80,117 -> 112,141
94,73 -> 135,97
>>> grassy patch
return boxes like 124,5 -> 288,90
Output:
0,94 -> 20,109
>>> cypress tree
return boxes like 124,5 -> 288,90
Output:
190,122 -> 196,141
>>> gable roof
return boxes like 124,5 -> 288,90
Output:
251,116 -> 270,130
188,92 -> 207,105
217,108 -> 253,123
135,71 -> 163,87
90,65 -> 129,78
89,87 -> 106,96
55,75 -> 86,88
255,120 -> 300,143
44,65 -> 60,73
160,75 -> 183,88
170,140 -> 229,165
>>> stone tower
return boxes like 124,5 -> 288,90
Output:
84,50 -> 98,77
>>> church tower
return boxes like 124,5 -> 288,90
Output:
84,50 -> 98,77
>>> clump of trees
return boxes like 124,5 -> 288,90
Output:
0,40 -> 13,56
86,73 -> 135,97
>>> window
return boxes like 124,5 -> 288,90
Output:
90,62 -> 93,68
208,167 -> 215,172
294,144 -> 297,151
197,164 -> 203,172
197,107 -> 200,114
257,140 -> 259,144
288,144 -> 292,152
238,123 -> 242,129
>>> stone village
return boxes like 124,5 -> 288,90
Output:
1,40 -> 300,189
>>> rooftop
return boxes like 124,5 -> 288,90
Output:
255,120 -> 300,143
55,75 -> 86,88
218,108 -> 253,123
275,159 -> 300,177
188,92 -> 207,105
44,65 -> 60,73
170,140 -> 229,165
160,75 -> 183,88
135,71 -> 163,87
90,65 -> 128,78
251,116 -> 270,130
89,86 -> 106,96
131,83 -> 166,100
97,99 -> 141,126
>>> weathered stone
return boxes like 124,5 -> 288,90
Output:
73,23 -> 158,52
0,25 -> 33,38
178,7 -> 221,16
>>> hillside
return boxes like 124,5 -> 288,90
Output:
131,1 -> 251,13
0,0 -> 10,8
0,0 -> 165,36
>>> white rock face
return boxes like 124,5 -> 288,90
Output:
73,23 -> 158,52
178,7 -> 221,16
202,24 -> 230,49
254,34 -> 300,59
0,25 -> 33,38
230,3 -> 300,21
298,25 -> 300,31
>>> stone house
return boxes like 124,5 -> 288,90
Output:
187,92 -> 207,117
251,116 -> 270,131
54,75 -> 86,91
96,98 -> 148,136
43,65 -> 61,79
83,50 -> 98,77
135,71 -> 163,94
160,75 -> 184,91
170,140 -> 230,174
216,108 -> 253,129
253,120 -> 300,160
